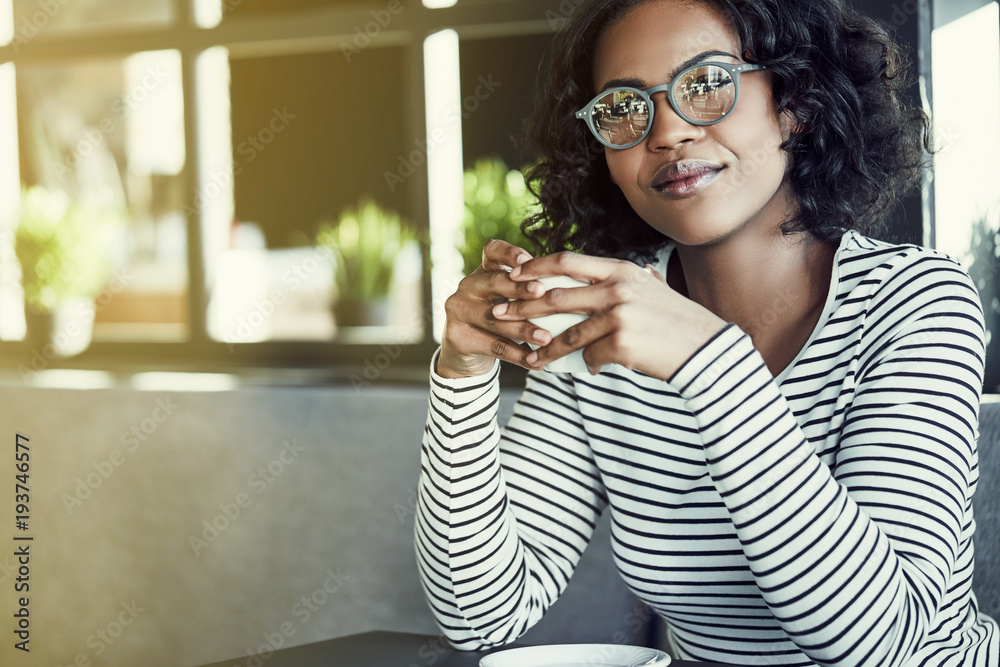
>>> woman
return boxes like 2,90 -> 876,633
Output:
415,0 -> 999,664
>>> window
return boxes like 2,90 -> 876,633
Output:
14,49 -> 189,344
930,0 -> 1000,389
5,0 -> 987,386
0,0 -> 563,378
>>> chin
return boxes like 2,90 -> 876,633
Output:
647,214 -> 743,248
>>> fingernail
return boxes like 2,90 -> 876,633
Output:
526,351 -> 539,365
527,281 -> 543,296
516,253 -> 530,265
510,265 -> 522,279
493,302 -> 508,317
533,330 -> 551,345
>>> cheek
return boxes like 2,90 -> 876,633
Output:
728,118 -> 789,183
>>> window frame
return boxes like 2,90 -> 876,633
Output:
0,0 -> 564,379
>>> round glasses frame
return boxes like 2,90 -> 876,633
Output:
575,62 -> 768,150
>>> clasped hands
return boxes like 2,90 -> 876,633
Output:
437,239 -> 726,381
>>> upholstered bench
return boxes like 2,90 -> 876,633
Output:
0,379 -> 993,666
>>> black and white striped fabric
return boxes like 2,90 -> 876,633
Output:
416,230 -> 999,666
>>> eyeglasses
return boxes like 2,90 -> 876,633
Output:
575,62 -> 768,149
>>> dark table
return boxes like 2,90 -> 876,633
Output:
195,630 -> 729,667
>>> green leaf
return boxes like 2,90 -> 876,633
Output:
460,157 -> 540,274
14,186 -> 121,313
316,199 -> 415,302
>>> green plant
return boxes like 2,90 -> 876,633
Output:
14,186 -> 117,314
316,199 -> 415,302
461,158 -> 539,274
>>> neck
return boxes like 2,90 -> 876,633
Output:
669,225 -> 837,374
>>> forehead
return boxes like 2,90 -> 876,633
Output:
593,0 -> 741,89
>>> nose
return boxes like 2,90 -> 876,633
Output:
645,93 -> 705,151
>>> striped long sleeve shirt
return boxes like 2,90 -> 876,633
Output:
415,230 -> 1000,666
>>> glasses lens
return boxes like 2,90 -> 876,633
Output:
591,89 -> 649,146
675,65 -> 736,123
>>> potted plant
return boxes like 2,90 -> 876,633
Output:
461,158 -> 539,275
14,186 -> 117,353
317,199 -> 416,327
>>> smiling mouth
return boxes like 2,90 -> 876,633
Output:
652,162 -> 725,199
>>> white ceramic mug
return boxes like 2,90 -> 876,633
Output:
522,275 -> 597,374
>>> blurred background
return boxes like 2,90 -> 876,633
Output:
0,0 -> 567,380
0,1 -> 997,666
0,0 -> 995,384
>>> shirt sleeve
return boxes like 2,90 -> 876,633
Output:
415,349 -> 609,650
669,254 -> 987,667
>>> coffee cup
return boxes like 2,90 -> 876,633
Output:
522,275 -> 598,374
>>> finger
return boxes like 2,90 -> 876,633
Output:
447,278 -> 548,350
479,270 -> 546,303
534,309 -> 630,375
494,280 -> 596,320
482,300 -> 553,346
458,324 -> 548,370
481,239 -> 533,273
509,250 -> 620,283
525,317 -> 605,371
501,260 -> 662,320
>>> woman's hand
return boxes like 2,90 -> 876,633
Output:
437,240 -> 557,379
492,251 -> 727,381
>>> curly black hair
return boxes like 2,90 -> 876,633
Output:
521,0 -> 931,262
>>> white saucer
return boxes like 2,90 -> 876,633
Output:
479,643 -> 672,667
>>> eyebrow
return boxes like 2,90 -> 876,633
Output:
599,49 -> 740,92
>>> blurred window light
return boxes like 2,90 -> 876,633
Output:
125,51 -> 186,175
932,1 -> 1000,263
10,0 -> 171,37
423,0 -> 458,7
194,46 -> 234,291
0,0 -> 13,45
0,61 -> 21,341
194,0 -> 224,29
931,1 -> 1000,381
26,369 -> 116,390
424,28 -> 464,342
130,372 -> 239,392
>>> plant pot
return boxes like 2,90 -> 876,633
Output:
23,298 -> 95,357
334,297 -> 392,328
23,308 -> 55,352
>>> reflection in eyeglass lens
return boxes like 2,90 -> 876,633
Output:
677,65 -> 735,122
594,90 -> 649,145
590,65 -> 739,144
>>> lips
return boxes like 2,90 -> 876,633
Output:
651,160 -> 725,198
